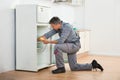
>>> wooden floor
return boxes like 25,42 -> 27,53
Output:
0,54 -> 120,80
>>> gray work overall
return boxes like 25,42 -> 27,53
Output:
44,22 -> 92,71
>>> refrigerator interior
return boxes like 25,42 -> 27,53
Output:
37,25 -> 51,69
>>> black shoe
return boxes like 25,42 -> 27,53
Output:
52,67 -> 66,74
91,59 -> 104,71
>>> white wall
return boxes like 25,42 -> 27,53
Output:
0,0 -> 84,73
85,0 -> 120,56
0,0 -> 19,73
73,6 -> 85,28
51,5 -> 75,24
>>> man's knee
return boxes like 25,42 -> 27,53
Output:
54,44 -> 61,55
69,65 -> 78,71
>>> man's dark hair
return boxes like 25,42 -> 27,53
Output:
49,17 -> 62,24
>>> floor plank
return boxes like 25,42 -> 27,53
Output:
0,55 -> 120,80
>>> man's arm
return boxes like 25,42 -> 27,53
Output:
43,29 -> 57,39
38,29 -> 58,44
56,26 -> 72,44
38,38 -> 58,44
49,40 -> 58,44
45,26 -> 72,44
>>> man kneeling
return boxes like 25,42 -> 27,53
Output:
38,17 -> 104,74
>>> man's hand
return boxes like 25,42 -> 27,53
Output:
38,36 -> 50,44
43,39 -> 49,44
37,36 -> 58,44
37,36 -> 46,41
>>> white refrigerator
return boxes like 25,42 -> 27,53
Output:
16,5 -> 53,72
